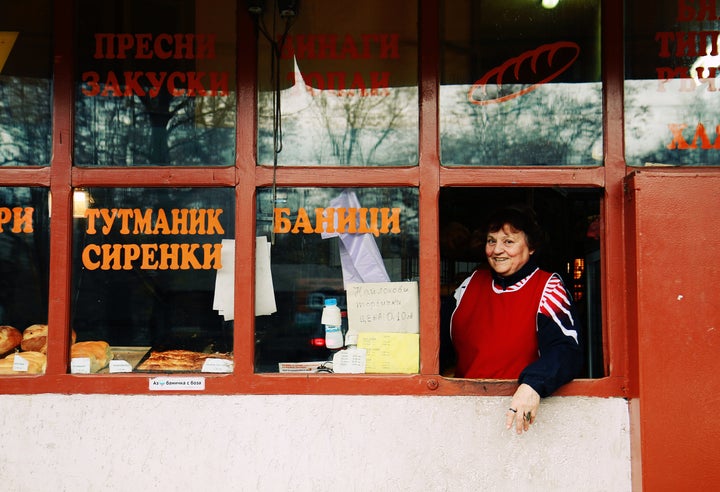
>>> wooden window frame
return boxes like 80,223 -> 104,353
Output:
0,0 -> 628,397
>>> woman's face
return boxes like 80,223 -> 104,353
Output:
485,224 -> 534,277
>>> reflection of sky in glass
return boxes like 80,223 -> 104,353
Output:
440,82 -> 603,166
257,76 -> 419,167
625,79 -> 720,166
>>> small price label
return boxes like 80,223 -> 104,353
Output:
201,358 -> 233,373
109,360 -> 133,373
12,354 -> 29,372
70,357 -> 91,374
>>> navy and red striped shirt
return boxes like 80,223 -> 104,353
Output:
451,259 -> 583,397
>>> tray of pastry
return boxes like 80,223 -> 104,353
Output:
98,346 -> 151,373
134,349 -> 234,373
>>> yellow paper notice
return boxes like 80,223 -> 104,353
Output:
357,332 -> 419,374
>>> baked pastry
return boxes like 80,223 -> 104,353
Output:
136,349 -> 233,372
0,325 -> 22,356
0,351 -> 47,374
21,324 -> 48,353
21,324 -> 77,354
71,341 -> 112,373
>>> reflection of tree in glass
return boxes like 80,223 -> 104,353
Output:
0,77 -> 52,166
73,92 -> 236,166
258,85 -> 418,166
625,80 -> 720,167
441,83 -> 602,166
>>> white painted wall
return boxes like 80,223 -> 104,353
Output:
0,395 -> 629,491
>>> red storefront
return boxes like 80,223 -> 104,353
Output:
0,1 -> 718,489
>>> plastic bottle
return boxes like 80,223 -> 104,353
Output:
321,298 -> 344,350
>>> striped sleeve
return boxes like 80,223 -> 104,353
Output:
538,274 -> 579,343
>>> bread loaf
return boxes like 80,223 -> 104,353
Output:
0,325 -> 22,356
20,324 -> 48,353
71,341 -> 112,373
0,351 -> 47,374
21,324 -> 77,354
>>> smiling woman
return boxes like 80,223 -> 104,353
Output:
448,203 -> 584,433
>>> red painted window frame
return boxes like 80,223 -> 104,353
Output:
0,0 -> 628,397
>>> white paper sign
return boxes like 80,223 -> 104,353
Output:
201,358 -> 233,373
149,377 -> 206,391
70,357 -> 91,374
345,281 -> 419,334
213,238 -> 277,319
109,360 -> 133,373
12,354 -> 29,372
332,347 -> 367,374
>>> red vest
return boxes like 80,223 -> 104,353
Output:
451,268 -> 552,379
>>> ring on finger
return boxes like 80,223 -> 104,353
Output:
509,408 -> 517,413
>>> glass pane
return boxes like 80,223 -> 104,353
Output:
71,187 -> 234,373
255,0 -> 418,166
255,187 -> 419,373
74,0 -> 236,167
0,187 -> 50,375
438,187 -> 603,378
0,2 -> 53,166
440,0 -> 603,166
625,0 -> 720,166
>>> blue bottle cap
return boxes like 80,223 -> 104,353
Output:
324,298 -> 337,307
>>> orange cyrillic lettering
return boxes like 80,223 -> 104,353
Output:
122,244 -> 141,269
205,209 -> 224,235
291,208 -> 314,234
202,243 -> 223,269
140,244 -> 158,269
153,209 -> 171,234
82,244 -> 101,270
100,208 -> 118,234
314,208 -> 336,234
133,209 -> 153,234
274,208 -> 292,233
188,209 -> 206,234
179,243 -> 202,269
380,207 -> 401,234
158,243 -> 180,270
667,123 -> 691,149
100,244 -> 123,270
336,208 -> 358,234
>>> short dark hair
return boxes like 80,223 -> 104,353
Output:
485,204 -> 545,252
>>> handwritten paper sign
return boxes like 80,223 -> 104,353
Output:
345,281 -> 419,334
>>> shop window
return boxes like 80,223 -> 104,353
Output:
438,187 -> 604,379
74,0 -> 237,167
70,187 -> 234,373
0,1 -> 53,167
439,0 -> 602,166
0,187 -> 50,375
625,0 -> 720,166
253,0 -> 418,166
254,187 -> 419,373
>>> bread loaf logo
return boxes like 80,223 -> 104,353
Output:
468,41 -> 580,106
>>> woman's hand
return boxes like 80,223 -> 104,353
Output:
505,383 -> 540,434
